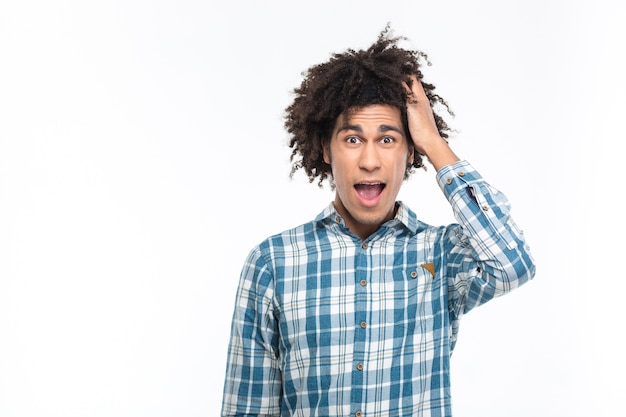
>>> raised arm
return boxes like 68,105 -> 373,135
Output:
403,74 -> 536,345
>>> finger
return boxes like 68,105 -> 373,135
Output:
403,76 -> 419,104
408,75 -> 428,99
404,75 -> 427,105
402,79 -> 412,96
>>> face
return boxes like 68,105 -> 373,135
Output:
324,104 -> 414,240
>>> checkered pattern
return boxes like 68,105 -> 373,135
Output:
221,161 -> 535,417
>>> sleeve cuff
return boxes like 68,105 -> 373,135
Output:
436,160 -> 482,199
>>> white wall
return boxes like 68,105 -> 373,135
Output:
1,1 -> 624,415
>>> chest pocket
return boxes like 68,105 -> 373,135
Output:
388,262 -> 436,332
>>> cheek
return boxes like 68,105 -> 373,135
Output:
330,163 -> 348,185
393,154 -> 410,176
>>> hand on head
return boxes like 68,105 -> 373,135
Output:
403,75 -> 459,170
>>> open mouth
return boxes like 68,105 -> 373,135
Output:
354,182 -> 385,201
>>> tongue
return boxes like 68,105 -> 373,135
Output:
355,184 -> 384,200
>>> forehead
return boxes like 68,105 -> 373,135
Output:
337,104 -> 402,128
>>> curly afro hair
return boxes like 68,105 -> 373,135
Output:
285,24 -> 453,187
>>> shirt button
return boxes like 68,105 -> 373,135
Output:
360,279 -> 367,287
458,171 -> 465,176
355,411 -> 363,417
356,363 -> 364,371
482,205 -> 489,211
445,177 -> 452,184
360,321 -> 367,329
410,271 -> 417,279
361,242 -> 368,249
335,216 -> 341,223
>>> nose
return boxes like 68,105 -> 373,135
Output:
359,143 -> 381,171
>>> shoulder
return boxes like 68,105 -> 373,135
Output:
253,217 -> 328,260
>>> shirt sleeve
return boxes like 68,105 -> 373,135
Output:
221,246 -> 282,417
436,160 -> 536,342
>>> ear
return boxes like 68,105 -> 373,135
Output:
407,144 -> 415,165
323,143 -> 331,164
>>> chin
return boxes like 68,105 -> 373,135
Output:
354,211 -> 390,226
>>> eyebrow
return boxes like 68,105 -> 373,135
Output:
336,124 -> 404,135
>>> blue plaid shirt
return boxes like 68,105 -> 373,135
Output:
221,161 -> 535,416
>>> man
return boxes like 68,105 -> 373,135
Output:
221,27 -> 536,417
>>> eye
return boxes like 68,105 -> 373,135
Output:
345,136 -> 361,144
380,136 -> 395,144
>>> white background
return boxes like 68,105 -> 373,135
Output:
1,1 -> 624,416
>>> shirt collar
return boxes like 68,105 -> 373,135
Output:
315,201 -> 419,235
